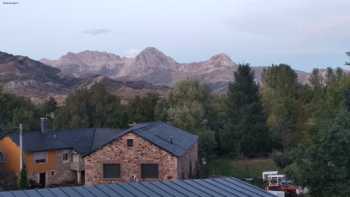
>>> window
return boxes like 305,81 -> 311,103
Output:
62,151 -> 70,162
0,152 -> 5,162
127,139 -> 134,147
103,164 -> 121,179
33,152 -> 48,164
141,164 -> 159,179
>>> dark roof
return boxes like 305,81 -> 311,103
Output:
3,122 -> 198,157
0,131 -> 5,139
0,177 -> 275,197
127,122 -> 198,157
7,128 -> 124,156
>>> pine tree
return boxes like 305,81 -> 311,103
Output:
223,64 -> 271,157
18,168 -> 29,189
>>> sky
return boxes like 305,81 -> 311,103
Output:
0,0 -> 349,71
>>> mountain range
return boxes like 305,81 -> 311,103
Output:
0,47 -> 309,103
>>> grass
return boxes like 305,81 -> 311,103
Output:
206,158 -> 279,187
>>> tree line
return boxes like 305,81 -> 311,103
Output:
1,52 -> 350,195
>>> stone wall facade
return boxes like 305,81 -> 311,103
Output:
177,143 -> 198,179
84,132 -> 180,185
47,150 -> 76,186
28,149 -> 76,186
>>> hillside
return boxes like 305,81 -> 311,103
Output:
42,47 -> 310,92
0,49 -> 311,103
0,51 -> 168,103
0,51 -> 76,102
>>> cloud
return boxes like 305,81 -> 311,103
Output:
124,48 -> 141,58
82,28 -> 111,36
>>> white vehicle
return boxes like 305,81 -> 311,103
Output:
262,171 -> 279,181
267,174 -> 286,186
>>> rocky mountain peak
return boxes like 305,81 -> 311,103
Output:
134,47 -> 176,68
208,53 -> 235,67
74,50 -> 121,60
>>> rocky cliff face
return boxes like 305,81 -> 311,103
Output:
41,47 -> 241,87
42,47 -> 309,92
0,48 -> 311,103
0,51 -> 76,102
0,51 -> 168,103
41,50 -> 125,78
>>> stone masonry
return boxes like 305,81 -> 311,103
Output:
84,132 -> 198,185
28,149 -> 76,186
177,143 -> 198,179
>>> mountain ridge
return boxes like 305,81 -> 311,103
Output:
41,47 -> 308,88
0,48 -> 310,103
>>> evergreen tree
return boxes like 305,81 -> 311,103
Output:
309,68 -> 324,89
223,64 -> 271,157
207,95 -> 227,154
18,168 -> 29,189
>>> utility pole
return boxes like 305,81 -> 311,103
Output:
19,123 -> 23,171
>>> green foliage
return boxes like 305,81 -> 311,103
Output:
0,87 -> 39,130
197,129 -> 217,158
154,98 -> 169,121
223,64 -> 271,157
18,168 -> 29,189
166,80 -> 217,157
207,158 -> 278,187
261,64 -> 300,151
271,151 -> 292,169
207,95 -> 227,154
127,93 -> 160,123
296,110 -> 350,197
54,84 -> 128,128
285,73 -> 350,195
167,80 -> 210,133
39,97 -> 57,116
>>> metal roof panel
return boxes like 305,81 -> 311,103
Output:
0,177 -> 274,197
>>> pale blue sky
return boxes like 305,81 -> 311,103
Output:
1,0 -> 349,71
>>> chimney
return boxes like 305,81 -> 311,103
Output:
40,117 -> 48,133
169,136 -> 174,144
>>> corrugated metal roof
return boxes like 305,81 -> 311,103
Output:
0,177 -> 275,197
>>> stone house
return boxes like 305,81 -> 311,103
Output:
0,122 -> 198,187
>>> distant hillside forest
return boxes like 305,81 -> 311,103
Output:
1,55 -> 350,196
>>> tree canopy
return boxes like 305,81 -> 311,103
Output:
261,64 -> 299,151
0,88 -> 39,130
222,64 -> 271,157
54,84 -> 128,128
